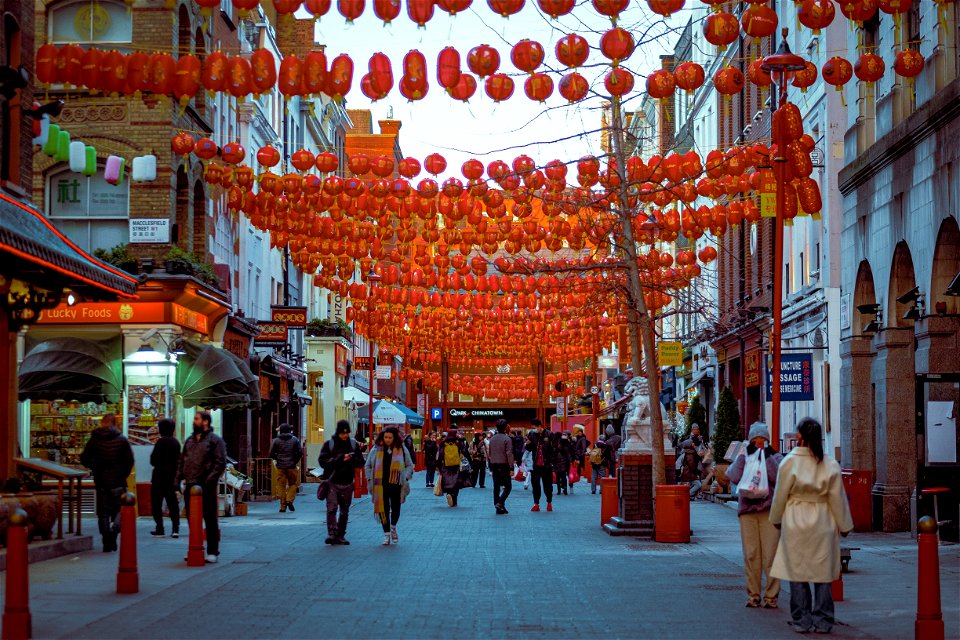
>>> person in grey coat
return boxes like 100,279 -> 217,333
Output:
177,411 -> 227,563
488,419 -> 516,514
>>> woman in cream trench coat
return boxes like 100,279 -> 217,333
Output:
769,418 -> 853,634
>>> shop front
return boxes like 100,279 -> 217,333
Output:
442,406 -> 545,435
304,337 -> 352,451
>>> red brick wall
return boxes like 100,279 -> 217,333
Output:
1,0 -> 35,197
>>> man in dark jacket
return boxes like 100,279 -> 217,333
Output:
317,420 -> 365,545
177,411 -> 227,563
270,423 -> 303,513
573,426 -> 590,477
80,413 -> 134,552
525,420 -> 556,512
488,419 -> 515,514
511,430 -> 525,465
603,424 -> 621,478
149,418 -> 181,538
423,432 -> 438,488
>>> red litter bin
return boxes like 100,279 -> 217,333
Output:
842,469 -> 872,532
655,484 -> 691,543
600,477 -> 618,528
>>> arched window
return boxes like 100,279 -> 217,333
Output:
48,0 -> 132,44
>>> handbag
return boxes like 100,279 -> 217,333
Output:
568,465 -> 580,484
316,478 -> 331,501
433,481 -> 443,496
459,455 -> 471,473
736,448 -> 769,499
514,465 -> 526,482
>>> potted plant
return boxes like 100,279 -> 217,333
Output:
93,244 -> 139,275
162,247 -> 221,288
307,318 -> 353,339
712,386 -> 742,493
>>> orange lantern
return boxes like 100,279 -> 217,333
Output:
36,44 -> 59,85
893,48 -> 924,78
407,0 -> 434,25
740,3 -> 778,40
558,72 -> 588,102
555,33 -> 589,69
221,142 -> 245,165
367,52 -> 393,95
194,137 -> 218,160
524,72 -> 553,102
338,0 -> 365,21
703,11 -> 740,50
821,56 -> 852,89
854,52 -> 885,84
511,40 -> 545,73
425,153 -> 447,176
174,54 -> 202,107
278,55 -> 303,98
599,27 -> 635,64
604,68 -> 634,97
713,65 -> 745,96
797,0 -> 835,34
227,56 -> 254,99
57,44 -> 84,87
172,132 -> 196,158
373,0 -> 401,22
449,73 -> 477,101
201,50 -> 229,95
747,58 -> 772,87
327,53 -> 354,100
791,60 -> 818,92
673,61 -> 705,93
645,69 -> 676,99
258,145 -> 281,168
467,44 -> 500,77
302,51 -> 328,96
149,53 -> 177,96
250,49 -> 277,95
484,73 -> 514,102
437,47 -> 461,90
101,50 -> 128,96
538,0 -> 574,18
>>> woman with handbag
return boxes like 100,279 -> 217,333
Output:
726,422 -> 784,609
365,427 -> 414,545
437,431 -> 466,507
769,418 -> 854,634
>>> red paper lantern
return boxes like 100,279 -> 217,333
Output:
838,0 -> 877,25
555,33 -> 589,69
511,40 -> 545,73
425,153 -> 447,175
747,58 -> 772,87
172,132 -> 196,158
437,0 -> 472,14
797,0 -> 835,34
101,50 -> 127,96
740,4 -> 778,39
304,0 -> 332,18
854,52 -> 885,83
373,0 -> 401,22
462,159 -> 485,180
194,137 -> 218,160
821,56 -> 852,89
524,72 -> 553,102
703,11 -> 740,49
592,0 -> 628,18
487,0 -> 525,16
327,53 -> 354,99
80,48 -> 102,92
792,61 -> 818,91
467,44 -> 500,77
251,49 -> 277,95
878,0 -> 910,16
599,27 -> 635,64
484,73 -> 515,101
36,44 -> 59,85
291,148 -> 315,171
273,0 -> 302,13
367,52 -> 393,95
174,54 -> 202,107
645,69 -> 676,99
399,75 -> 427,101
407,0 -> 434,26
402,49 -> 428,93
537,0 -> 574,18
57,44 -> 84,87
201,50 -> 229,95
361,75 -> 384,102
221,141 -> 245,165
673,61 -> 705,93
348,153 -> 371,176
449,73 -> 477,101
398,157 -> 421,178
713,66 -> 745,96
302,51 -> 328,95
604,68 -> 634,97
316,151 -> 339,173
278,55 -> 303,98
558,72 -> 588,102
338,0 -> 365,22
437,47 -> 461,90
149,53 -> 177,96
893,49 -> 924,78
227,56 -> 254,99
646,0 -> 684,17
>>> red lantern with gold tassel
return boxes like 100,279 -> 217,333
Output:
251,49 -> 277,96
893,49 -> 924,78
227,56 -> 254,100
854,52 -> 885,84
713,65 -> 745,96
467,44 -> 500,77
302,51 -> 328,96
524,72 -> 553,102
487,0 -> 525,17
740,3 -> 778,40
646,69 -> 676,99
174,54 -> 202,108
673,61 -> 705,93
511,40 -> 545,73
558,72 -> 588,102
304,0 -> 331,18
798,0 -> 835,34
373,0 -> 401,22
604,68 -> 634,97
792,61 -> 818,92
484,73 -> 514,101
407,0 -> 434,25
437,47 -> 461,90
449,73 -> 477,101
538,0 -> 574,18
599,27 -> 635,64
82,48 -> 105,92
202,51 -> 229,95
555,33 -> 589,68
327,54 -> 354,100
278,55 -> 303,98
821,56 -> 852,90
703,11 -> 739,50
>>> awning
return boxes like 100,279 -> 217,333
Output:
18,337 -> 122,402
295,391 -> 313,405
342,386 -> 369,404
176,340 -> 260,410
685,369 -> 714,391
260,355 -> 306,382
357,399 -> 425,426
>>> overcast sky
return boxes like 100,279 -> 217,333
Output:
310,1 -> 684,172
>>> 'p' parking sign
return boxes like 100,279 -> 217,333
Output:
430,407 -> 442,420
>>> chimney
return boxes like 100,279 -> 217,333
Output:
379,120 -> 401,136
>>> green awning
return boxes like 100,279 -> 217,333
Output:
19,337 -> 122,402
176,341 -> 259,410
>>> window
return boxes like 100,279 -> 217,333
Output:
46,166 -> 129,253
49,0 -> 132,44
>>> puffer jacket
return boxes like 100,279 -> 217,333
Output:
80,426 -> 134,490
178,430 -> 227,486
270,432 -> 303,470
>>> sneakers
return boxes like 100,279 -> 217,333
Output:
382,533 -> 391,546
531,504 -> 540,512
288,503 -> 295,512
446,494 -> 454,507
547,503 -> 553,512
279,506 -> 286,513
171,531 -> 179,539
149,529 -> 165,537
390,526 -> 398,543
204,554 -> 219,564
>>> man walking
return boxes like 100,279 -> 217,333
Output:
424,432 -> 438,487
80,413 -> 134,552
177,411 -> 227,563
149,418 -> 181,538
526,419 -> 555,512
603,424 -> 621,478
488,419 -> 515,514
318,420 -> 365,545
469,431 -> 488,489
270,423 -> 302,513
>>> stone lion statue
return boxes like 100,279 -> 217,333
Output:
622,377 -> 666,452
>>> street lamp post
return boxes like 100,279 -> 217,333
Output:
761,29 -> 807,449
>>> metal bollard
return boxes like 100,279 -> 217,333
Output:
186,486 -> 205,567
116,492 -> 139,594
915,516 -> 944,640
2,508 -> 32,640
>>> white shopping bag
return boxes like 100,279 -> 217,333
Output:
736,448 -> 769,499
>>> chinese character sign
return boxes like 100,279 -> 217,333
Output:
765,353 -> 815,401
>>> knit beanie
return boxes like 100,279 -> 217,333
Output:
748,421 -> 770,443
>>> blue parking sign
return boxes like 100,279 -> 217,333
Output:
430,407 -> 442,420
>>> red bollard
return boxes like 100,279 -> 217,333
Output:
915,516 -> 944,640
600,477 -> 618,527
831,575 -> 844,602
186,486 -> 205,567
2,508 -> 31,640
353,468 -> 362,499
116,492 -> 139,594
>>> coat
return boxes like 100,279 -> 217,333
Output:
423,440 -> 439,469
365,445 -> 414,501
437,438 -> 466,490
269,433 -> 303,470
769,447 -> 854,583
150,435 -> 181,487
487,432 -> 515,466
318,436 -> 365,485
81,426 -> 134,490
177,430 -> 227,487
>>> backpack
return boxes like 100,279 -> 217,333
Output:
443,442 -> 461,467
589,446 -> 604,465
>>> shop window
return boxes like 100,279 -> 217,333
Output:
46,166 -> 129,253
48,0 -> 132,44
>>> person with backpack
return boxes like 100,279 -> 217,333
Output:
423,432 -> 439,488
572,426 -> 590,478
81,413 -> 134,552
525,424 -> 556,512
317,420 -> 365,545
469,431 -> 488,489
602,424 -> 621,477
589,437 -> 606,494
554,432 -> 574,496
437,431 -> 467,507
679,424 -> 707,498
364,426 -> 414,545
270,423 -> 303,513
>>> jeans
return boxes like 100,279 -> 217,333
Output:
531,467 -> 553,505
688,479 -> 702,498
150,480 -> 180,533
380,484 -> 401,532
425,465 -> 436,486
490,463 -> 512,508
470,460 -> 486,488
591,466 -> 606,493
184,481 -> 220,555
95,486 -> 123,550
276,467 -> 299,508
326,482 -> 354,538
789,581 -> 834,632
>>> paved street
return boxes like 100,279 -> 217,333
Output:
5,474 -> 958,640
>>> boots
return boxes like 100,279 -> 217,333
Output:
390,525 -> 398,543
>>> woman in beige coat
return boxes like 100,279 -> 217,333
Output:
769,418 -> 853,634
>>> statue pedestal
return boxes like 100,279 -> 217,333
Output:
603,449 -> 677,538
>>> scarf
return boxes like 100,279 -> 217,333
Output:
371,446 -> 404,524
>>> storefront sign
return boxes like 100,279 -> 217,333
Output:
657,341 -> 683,366
556,396 -> 566,417
355,356 -> 374,370
765,352 -> 814,401
223,328 -> 252,361
171,303 -> 208,334
37,302 -> 209,334
450,408 -> 505,418
334,344 -> 348,377
840,293 -> 851,330
745,352 -> 761,388
254,322 -> 287,345
375,364 -> 392,380
417,393 -> 428,418
129,219 -> 170,243
270,305 -> 307,327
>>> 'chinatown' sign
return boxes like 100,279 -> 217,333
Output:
254,322 -> 287,345
450,408 -> 505,418
765,353 -> 814,401
270,305 -> 307,327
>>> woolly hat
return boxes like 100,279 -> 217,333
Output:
335,420 -> 352,435
748,421 -> 770,443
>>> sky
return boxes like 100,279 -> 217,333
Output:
308,0 -> 685,171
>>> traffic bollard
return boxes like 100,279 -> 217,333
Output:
2,508 -> 31,640
831,575 -> 843,602
116,492 -> 139,594
353,468 -> 362,498
600,477 -> 618,527
915,516 -> 944,640
186,485 -> 205,567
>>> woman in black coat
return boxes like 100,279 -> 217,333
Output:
553,432 -> 574,495
423,432 -> 439,488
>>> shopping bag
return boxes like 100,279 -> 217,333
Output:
433,480 -> 443,496
736,448 -> 769,499
568,465 -> 580,484
514,465 -> 526,482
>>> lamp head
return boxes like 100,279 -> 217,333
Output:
896,286 -> 920,305
760,29 -> 806,87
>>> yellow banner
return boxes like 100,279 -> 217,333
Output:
658,341 -> 683,367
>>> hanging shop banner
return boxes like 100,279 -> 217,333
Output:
417,393 -> 428,418
355,356 -> 374,370
745,352 -> 761,388
335,344 -> 348,377
270,306 -> 307,327
254,322 -> 287,346
765,352 -> 814,401
376,365 -> 392,380
657,341 -> 683,367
